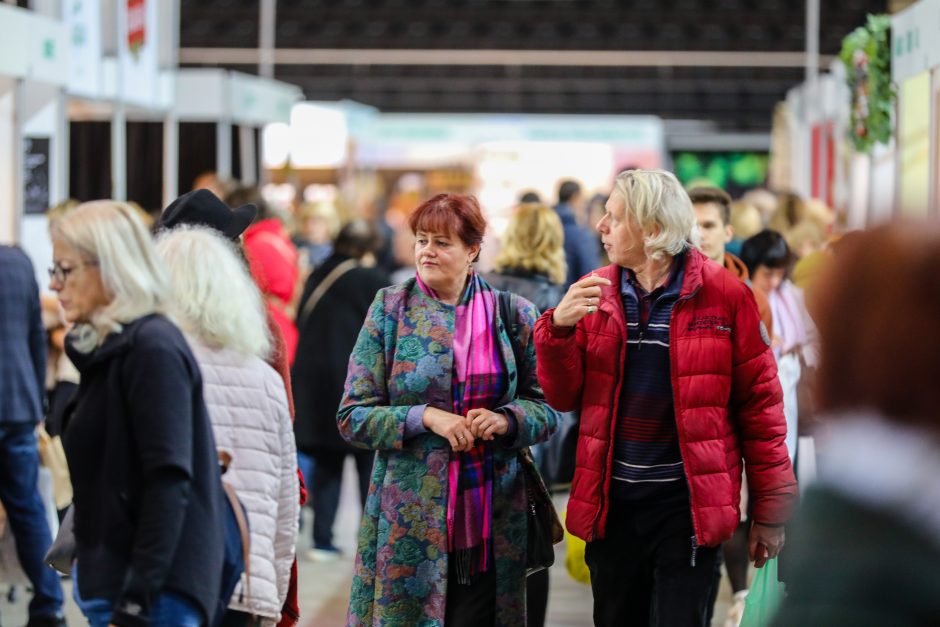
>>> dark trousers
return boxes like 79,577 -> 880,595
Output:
444,558 -> 496,627
0,422 -> 64,619
526,568 -> 549,627
218,609 -> 262,627
584,498 -> 719,627
310,448 -> 373,549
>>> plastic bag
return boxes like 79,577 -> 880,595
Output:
562,511 -> 591,585
740,557 -> 785,627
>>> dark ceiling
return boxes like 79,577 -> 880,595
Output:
180,0 -> 886,132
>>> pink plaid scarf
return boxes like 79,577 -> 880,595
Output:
417,272 -> 506,583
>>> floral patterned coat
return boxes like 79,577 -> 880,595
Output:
338,278 -> 558,627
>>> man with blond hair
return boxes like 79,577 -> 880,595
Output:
534,169 -> 797,627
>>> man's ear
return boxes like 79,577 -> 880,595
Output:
724,225 -> 734,244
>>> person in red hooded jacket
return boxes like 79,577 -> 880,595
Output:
534,169 -> 797,627
228,186 -> 300,365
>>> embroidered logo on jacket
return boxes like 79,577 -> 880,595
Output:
687,315 -> 731,333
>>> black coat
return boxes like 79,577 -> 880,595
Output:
0,246 -> 46,426
63,315 -> 224,627
292,254 -> 390,454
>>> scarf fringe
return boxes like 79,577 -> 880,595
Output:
453,544 -> 489,585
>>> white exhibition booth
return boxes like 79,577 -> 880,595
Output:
0,3 -> 68,246
0,1 -> 303,291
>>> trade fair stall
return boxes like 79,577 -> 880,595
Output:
174,68 -> 302,199
0,3 -> 68,247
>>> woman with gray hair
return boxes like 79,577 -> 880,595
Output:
535,169 -> 796,627
49,201 -> 225,627
156,226 -> 299,627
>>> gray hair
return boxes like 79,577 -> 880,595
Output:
156,226 -> 271,360
612,169 -> 699,260
51,200 -> 169,351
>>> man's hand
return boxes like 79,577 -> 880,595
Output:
466,408 -> 510,441
749,522 -> 785,568
423,406 -> 475,452
551,273 -> 612,328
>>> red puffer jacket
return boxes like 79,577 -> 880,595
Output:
535,249 -> 797,546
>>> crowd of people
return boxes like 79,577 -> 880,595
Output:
0,165 -> 936,627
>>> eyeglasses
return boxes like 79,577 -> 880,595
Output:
48,261 -> 97,284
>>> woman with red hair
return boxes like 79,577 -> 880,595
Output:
773,222 -> 940,624
337,194 -> 558,626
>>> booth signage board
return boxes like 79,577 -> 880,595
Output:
898,71 -> 931,216
892,0 -> 940,83
24,137 -> 50,215
0,6 -> 29,79
358,114 -> 665,167
229,72 -> 301,126
175,69 -> 228,120
0,5 -> 68,87
63,0 -> 103,98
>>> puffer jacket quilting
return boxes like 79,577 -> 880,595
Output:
534,248 -> 797,546
190,340 -> 299,621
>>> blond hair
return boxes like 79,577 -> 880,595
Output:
50,201 -> 169,351
493,203 -> 567,285
612,169 -> 697,260
730,201 -> 762,240
295,201 -> 340,239
156,226 -> 271,360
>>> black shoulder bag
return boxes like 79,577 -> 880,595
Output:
496,290 -> 564,576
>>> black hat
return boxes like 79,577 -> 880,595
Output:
158,189 -> 257,239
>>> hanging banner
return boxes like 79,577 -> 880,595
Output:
63,0 -> 103,98
120,0 -> 159,108
127,0 -> 145,57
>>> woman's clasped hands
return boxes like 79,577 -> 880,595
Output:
422,406 -> 511,452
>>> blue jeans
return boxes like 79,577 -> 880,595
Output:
78,592 -> 204,627
0,422 -> 64,619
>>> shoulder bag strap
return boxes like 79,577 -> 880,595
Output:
296,259 -> 359,330
222,480 -> 252,601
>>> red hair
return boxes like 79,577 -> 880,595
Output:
812,222 -> 940,427
408,194 -> 486,251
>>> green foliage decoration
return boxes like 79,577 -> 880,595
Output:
839,14 -> 896,153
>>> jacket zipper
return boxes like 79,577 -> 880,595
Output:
593,337 -> 623,541
670,285 -> 703,558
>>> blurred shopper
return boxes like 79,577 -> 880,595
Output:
43,201 -> 83,437
228,186 -> 300,365
483,201 -> 566,627
292,201 -> 340,271
741,230 -> 816,463
689,187 -> 774,625
51,201 -> 224,627
157,226 -> 299,627
157,187 -> 304,627
773,222 -> 940,625
555,180 -> 601,289
727,200 -> 763,258
0,245 -> 66,627
689,186 -> 773,336
338,194 -> 558,626
535,169 -> 797,627
291,220 -> 389,562
740,188 -> 778,228
485,202 -> 566,313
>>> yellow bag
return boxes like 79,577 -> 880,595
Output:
562,510 -> 591,585
37,425 -> 72,510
